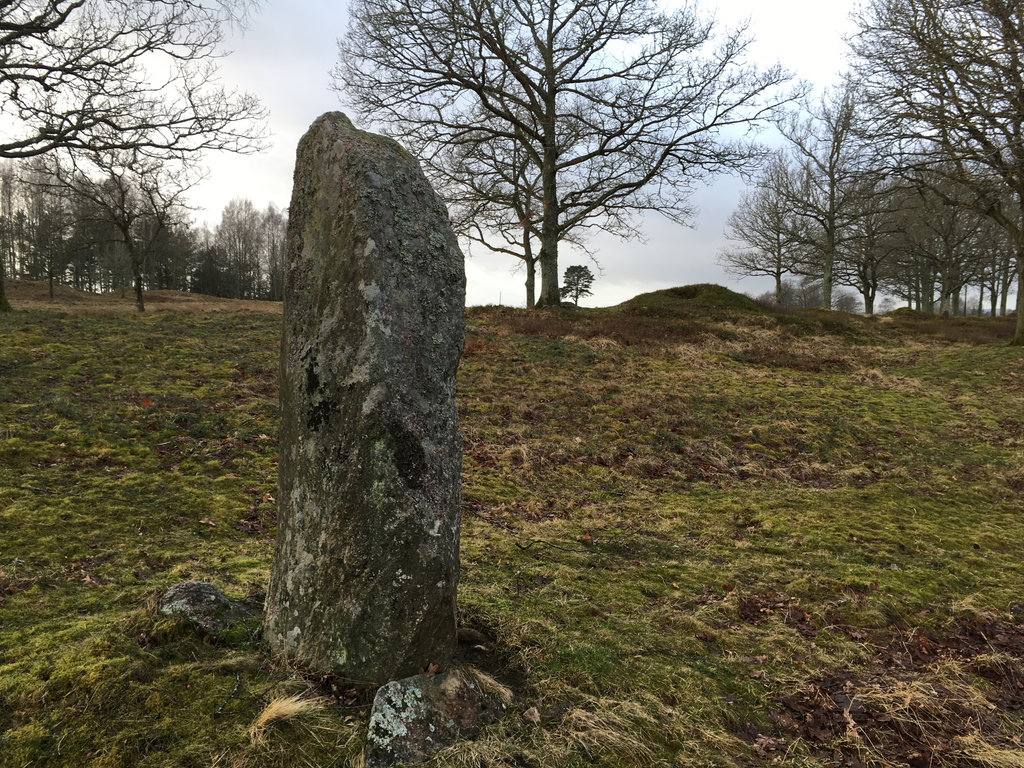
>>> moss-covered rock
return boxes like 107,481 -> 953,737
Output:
158,581 -> 253,636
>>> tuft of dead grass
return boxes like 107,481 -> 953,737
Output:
248,694 -> 331,747
960,739 -> 1024,768
459,665 -> 515,707
558,700 -> 656,766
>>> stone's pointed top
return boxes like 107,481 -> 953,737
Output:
310,111 -> 355,132
299,111 -> 415,165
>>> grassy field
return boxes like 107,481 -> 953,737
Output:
1,281 -> 1023,767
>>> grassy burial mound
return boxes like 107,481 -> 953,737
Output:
1,289 -> 1022,767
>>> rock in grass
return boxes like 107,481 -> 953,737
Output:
158,581 -> 249,635
264,112 -> 466,683
365,669 -> 506,768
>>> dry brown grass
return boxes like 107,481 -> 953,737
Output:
5,279 -> 282,314
558,700 -> 656,766
459,666 -> 515,706
247,694 -> 331,747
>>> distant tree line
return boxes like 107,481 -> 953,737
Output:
0,159 -> 286,302
720,82 -> 1017,319
0,0 -> 265,313
720,0 -> 1024,345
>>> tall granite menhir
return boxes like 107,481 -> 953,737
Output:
265,113 -> 466,683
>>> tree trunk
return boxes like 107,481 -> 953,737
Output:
1001,267 -> 1010,315
1012,258 -> 1024,346
774,272 -> 783,306
131,251 -> 145,312
821,250 -> 833,309
537,243 -> 558,307
523,232 -> 536,309
863,290 -> 874,316
923,272 -> 935,314
939,287 -> 951,318
536,118 -> 561,308
0,260 -> 10,312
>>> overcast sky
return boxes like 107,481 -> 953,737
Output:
195,0 -> 858,307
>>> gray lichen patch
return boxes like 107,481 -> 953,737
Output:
264,112 -> 466,683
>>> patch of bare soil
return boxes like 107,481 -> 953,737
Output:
5,280 -> 282,314
765,619 -> 1024,767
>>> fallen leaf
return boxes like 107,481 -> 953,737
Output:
522,707 -> 541,724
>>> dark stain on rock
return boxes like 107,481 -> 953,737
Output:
390,421 -> 425,489
308,399 -> 335,431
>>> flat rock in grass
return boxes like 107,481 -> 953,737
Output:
158,581 -> 249,635
365,669 -> 506,768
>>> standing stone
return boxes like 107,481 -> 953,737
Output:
265,112 -> 466,683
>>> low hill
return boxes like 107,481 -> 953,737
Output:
616,283 -> 767,316
4,279 -> 282,313
5,279 -> 108,306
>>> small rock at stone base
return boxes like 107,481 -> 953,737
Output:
364,668 -> 507,768
522,706 -> 541,724
158,581 -> 248,635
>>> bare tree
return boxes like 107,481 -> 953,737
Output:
437,123 -> 545,307
0,1 -> 262,159
36,151 -> 197,311
852,0 -> 1024,343
835,176 -> 905,314
335,0 -> 789,307
775,81 -> 870,309
719,152 -> 803,304
900,176 -> 989,316
0,164 -> 13,311
0,0 -> 265,311
261,204 -> 287,302
216,198 -> 265,299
